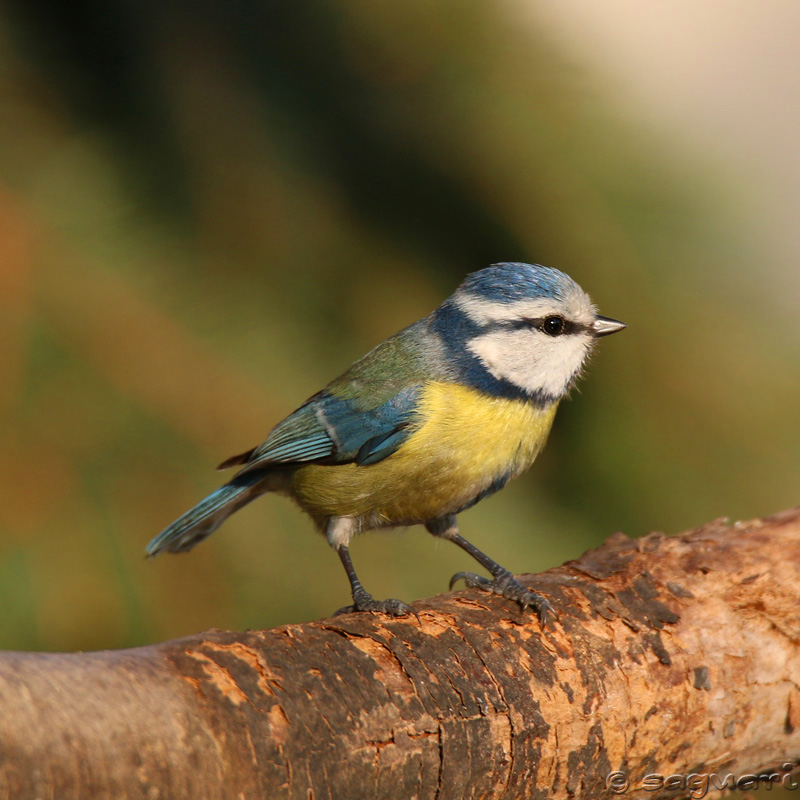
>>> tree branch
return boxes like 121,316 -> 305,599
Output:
3,508 -> 800,799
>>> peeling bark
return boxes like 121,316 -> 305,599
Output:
2,509 -> 800,799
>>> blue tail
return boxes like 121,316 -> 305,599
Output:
146,471 -> 268,557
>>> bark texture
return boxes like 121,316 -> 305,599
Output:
2,509 -> 800,799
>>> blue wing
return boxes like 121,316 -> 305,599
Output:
221,385 -> 422,474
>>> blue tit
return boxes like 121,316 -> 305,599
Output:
147,262 -> 625,621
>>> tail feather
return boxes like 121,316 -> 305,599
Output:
146,471 -> 267,557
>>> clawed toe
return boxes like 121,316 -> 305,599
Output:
449,571 -> 492,591
449,570 -> 554,625
334,546 -> 419,619
334,595 -> 417,619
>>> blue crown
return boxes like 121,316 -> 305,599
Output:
458,262 -> 578,303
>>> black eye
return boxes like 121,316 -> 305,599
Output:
541,315 -> 565,336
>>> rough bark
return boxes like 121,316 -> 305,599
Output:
2,508 -> 800,800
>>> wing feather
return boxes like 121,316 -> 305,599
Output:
220,319 -> 439,474
225,385 -> 421,475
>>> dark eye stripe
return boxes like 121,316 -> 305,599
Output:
490,317 -> 590,334
523,317 -> 585,335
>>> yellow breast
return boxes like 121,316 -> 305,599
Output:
289,382 -> 558,527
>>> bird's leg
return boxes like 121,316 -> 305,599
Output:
425,515 -> 554,625
333,545 -> 415,617
327,517 -> 414,617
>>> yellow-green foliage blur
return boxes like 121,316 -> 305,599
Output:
0,1 -> 798,652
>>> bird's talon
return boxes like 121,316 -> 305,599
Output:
334,595 -> 415,618
449,570 -> 552,624
449,571 -> 491,591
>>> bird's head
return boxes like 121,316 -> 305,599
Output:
436,262 -> 625,403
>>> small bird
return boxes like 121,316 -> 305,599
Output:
147,262 -> 625,621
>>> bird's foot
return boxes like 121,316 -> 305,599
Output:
334,590 -> 417,619
450,570 -> 554,626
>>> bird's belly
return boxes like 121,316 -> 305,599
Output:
290,382 -> 558,527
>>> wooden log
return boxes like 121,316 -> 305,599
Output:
2,508 -> 800,799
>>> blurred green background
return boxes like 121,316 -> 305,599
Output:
0,0 -> 798,652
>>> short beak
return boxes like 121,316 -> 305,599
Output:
592,315 -> 627,337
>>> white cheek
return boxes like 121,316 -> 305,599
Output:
468,330 -> 592,397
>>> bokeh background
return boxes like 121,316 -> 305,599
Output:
0,0 -> 798,653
